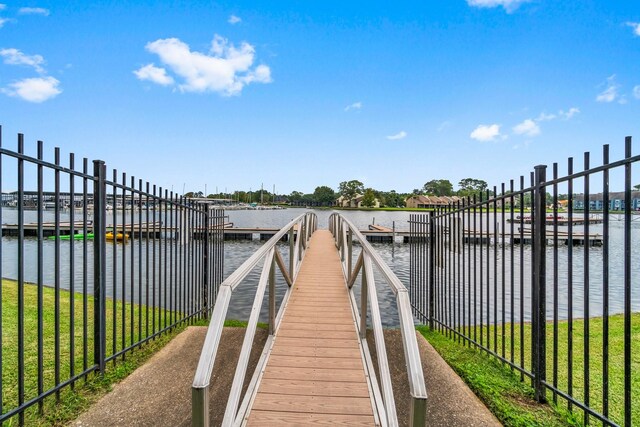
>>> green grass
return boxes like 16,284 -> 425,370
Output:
222,318 -> 269,330
0,278 -> 207,426
418,326 -> 579,427
418,313 -> 640,426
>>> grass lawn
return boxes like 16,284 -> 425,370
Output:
418,326 -> 577,426
419,312 -> 640,426
1,278 -> 205,426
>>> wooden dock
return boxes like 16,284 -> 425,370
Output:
2,221 -> 405,243
506,216 -> 604,226
458,229 -> 603,246
246,230 -> 376,425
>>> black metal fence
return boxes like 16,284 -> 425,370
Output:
0,128 -> 224,424
409,137 -> 637,427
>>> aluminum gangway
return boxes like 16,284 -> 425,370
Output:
192,212 -> 426,426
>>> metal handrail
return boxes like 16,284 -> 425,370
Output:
191,212 -> 317,427
329,213 -> 427,427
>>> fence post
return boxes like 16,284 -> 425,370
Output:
203,205 -> 209,319
428,211 -> 435,330
92,160 -> 107,373
532,164 -> 547,402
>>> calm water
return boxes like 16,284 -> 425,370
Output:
1,208 -> 638,327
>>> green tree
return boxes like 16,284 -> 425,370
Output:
338,180 -> 364,203
289,191 -> 304,203
634,184 -> 640,191
313,186 -> 336,206
361,188 -> 376,207
184,191 -> 204,198
380,190 -> 403,207
423,179 -> 453,196
457,178 -> 488,197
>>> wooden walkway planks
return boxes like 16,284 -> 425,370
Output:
247,230 -> 376,426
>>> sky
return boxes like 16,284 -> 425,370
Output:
0,0 -> 639,195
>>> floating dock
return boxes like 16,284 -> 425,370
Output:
1,222 -> 603,246
506,216 -> 604,226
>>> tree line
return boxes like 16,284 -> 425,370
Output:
184,177 -> 491,208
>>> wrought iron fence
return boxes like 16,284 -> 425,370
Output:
0,128 -> 224,425
409,137 -> 637,427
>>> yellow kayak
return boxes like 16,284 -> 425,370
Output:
106,231 -> 129,241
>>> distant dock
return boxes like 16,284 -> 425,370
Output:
2,222 -> 603,246
506,216 -> 604,226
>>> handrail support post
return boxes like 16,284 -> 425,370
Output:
192,387 -> 209,427
347,228 -> 353,274
360,256 -> 368,339
289,227 -> 294,279
269,255 -> 276,335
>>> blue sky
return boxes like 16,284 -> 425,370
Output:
0,0 -> 639,195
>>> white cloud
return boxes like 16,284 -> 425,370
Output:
626,22 -> 640,36
0,48 -> 45,73
535,112 -> 556,122
536,107 -> 579,122
466,0 -> 528,13
633,85 -> 640,99
344,101 -> 362,112
513,119 -> 540,137
228,15 -> 241,24
1,76 -> 61,102
559,107 -> 580,120
596,75 -> 620,103
139,35 -> 271,96
387,131 -> 407,140
134,63 -> 174,85
470,124 -> 502,142
0,4 -> 11,27
18,7 -> 50,16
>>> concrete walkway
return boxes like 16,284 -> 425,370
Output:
71,326 -> 500,426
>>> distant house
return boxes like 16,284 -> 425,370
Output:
335,194 -> 380,208
571,191 -> 640,211
405,195 -> 462,209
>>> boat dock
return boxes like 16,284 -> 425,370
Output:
506,216 -> 604,226
460,229 -> 603,246
1,222 -> 603,246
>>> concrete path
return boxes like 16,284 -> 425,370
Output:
71,326 -> 500,426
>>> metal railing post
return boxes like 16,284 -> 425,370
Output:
289,227 -> 295,278
532,164 -> 547,402
192,387 -> 209,427
298,220 -> 304,262
92,160 -> 107,373
347,228 -> 353,275
269,255 -> 276,335
428,211 -> 435,330
360,256 -> 368,339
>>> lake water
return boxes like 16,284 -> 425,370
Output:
1,207 -> 638,327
